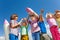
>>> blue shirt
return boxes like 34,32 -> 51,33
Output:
38,21 -> 47,33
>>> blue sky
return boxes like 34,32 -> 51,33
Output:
0,0 -> 60,36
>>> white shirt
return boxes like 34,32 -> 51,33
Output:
10,20 -> 19,36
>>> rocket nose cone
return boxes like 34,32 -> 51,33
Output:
4,19 -> 9,25
26,7 -> 31,12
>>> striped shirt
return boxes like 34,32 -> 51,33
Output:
10,20 -> 19,36
47,18 -> 57,27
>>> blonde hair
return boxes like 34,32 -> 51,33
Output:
46,12 -> 53,18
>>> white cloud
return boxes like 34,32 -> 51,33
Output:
0,36 -> 5,40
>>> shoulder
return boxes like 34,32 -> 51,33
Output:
11,20 -> 14,22
10,20 -> 15,23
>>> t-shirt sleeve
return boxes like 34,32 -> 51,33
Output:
10,20 -> 15,26
50,19 -> 57,25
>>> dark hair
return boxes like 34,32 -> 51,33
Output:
10,14 -> 18,20
55,10 -> 60,13
29,15 -> 36,17
54,10 -> 60,16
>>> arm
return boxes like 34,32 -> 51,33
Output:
26,23 -> 29,28
26,19 -> 29,28
18,19 -> 23,25
26,18 -> 30,28
39,14 -> 44,22
10,22 -> 20,28
26,15 -> 31,24
39,9 -> 44,22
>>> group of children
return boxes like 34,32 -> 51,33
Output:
9,8 -> 60,40
46,10 -> 60,40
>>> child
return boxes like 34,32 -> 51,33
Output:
38,13 -> 51,40
54,10 -> 60,32
9,14 -> 20,40
46,13 -> 60,40
28,15 -> 40,40
26,7 -> 40,40
20,18 -> 29,40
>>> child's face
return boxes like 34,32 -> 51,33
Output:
14,17 -> 18,20
55,12 -> 60,18
22,22 -> 27,26
30,16 -> 36,21
47,14 -> 53,19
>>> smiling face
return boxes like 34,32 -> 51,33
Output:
22,18 -> 28,26
22,22 -> 27,26
14,17 -> 18,20
30,16 -> 36,21
55,12 -> 60,19
55,10 -> 60,27
46,13 -> 54,20
10,14 -> 18,20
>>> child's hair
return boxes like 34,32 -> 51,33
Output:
10,14 -> 18,20
29,15 -> 38,19
54,10 -> 60,16
21,19 -> 27,26
55,10 -> 60,13
22,21 -> 27,24
46,12 -> 53,18
29,15 -> 35,17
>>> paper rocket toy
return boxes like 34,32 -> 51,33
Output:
26,7 -> 39,17
4,19 -> 9,40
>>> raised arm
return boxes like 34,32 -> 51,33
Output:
10,20 -> 20,28
18,19 -> 23,25
39,9 -> 44,22
39,14 -> 44,22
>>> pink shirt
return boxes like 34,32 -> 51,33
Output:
47,18 -> 57,27
29,20 -> 40,33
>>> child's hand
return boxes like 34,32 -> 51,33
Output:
18,19 -> 23,24
40,9 -> 44,14
40,14 -> 42,17
39,14 -> 44,22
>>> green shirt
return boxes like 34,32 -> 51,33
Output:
56,18 -> 60,28
20,25 -> 28,35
